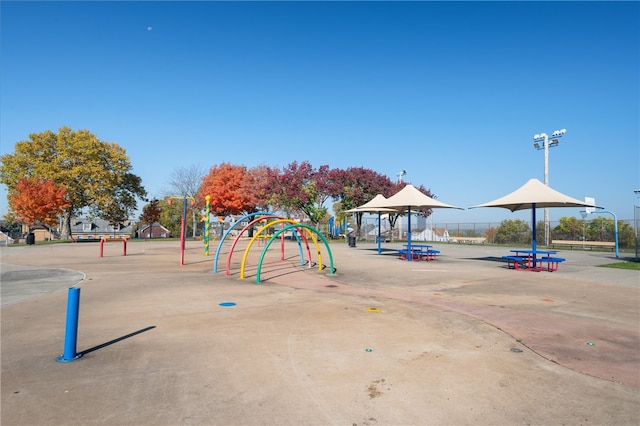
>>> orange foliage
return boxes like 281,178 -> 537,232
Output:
199,163 -> 251,216
9,178 -> 69,226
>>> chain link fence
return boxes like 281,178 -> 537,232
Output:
349,216 -> 637,249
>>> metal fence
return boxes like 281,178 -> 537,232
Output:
351,216 -> 637,249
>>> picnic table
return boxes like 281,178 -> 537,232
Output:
398,244 -> 440,261
503,249 -> 566,272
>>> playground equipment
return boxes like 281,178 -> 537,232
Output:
212,212 -> 336,283
99,237 -> 127,257
253,223 -> 335,284
204,195 -> 211,256
224,216 -> 307,276
57,288 -> 82,362
238,219 -> 319,279
213,212 -> 275,273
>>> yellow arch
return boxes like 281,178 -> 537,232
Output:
239,219 -> 321,280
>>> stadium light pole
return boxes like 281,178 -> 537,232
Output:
533,129 -> 566,246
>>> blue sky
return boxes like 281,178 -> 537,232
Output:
1,1 -> 638,225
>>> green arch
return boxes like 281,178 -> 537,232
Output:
255,224 -> 336,284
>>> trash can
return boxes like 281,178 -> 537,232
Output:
26,233 -> 35,245
348,236 -> 356,247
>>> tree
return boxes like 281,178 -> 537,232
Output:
198,163 -> 252,218
553,216 -> 583,241
0,127 -> 147,239
493,219 -> 530,245
241,164 -> 279,213
274,161 -> 329,227
139,200 -> 161,238
101,173 -> 145,232
8,177 -> 69,235
159,198 -> 192,238
584,216 -> 634,248
165,164 -> 205,238
327,167 -> 397,237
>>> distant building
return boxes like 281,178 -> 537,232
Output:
137,223 -> 170,239
20,224 -> 57,243
70,218 -> 134,240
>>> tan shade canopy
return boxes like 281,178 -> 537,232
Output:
469,178 -> 600,212
377,184 -> 463,211
344,194 -> 400,213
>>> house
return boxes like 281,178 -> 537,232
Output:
70,218 -> 134,241
20,224 -> 57,243
137,222 -> 170,239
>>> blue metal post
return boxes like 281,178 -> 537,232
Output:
593,210 -> 619,258
57,287 -> 83,362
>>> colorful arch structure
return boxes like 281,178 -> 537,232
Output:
254,224 -> 335,284
225,217 -> 310,276
238,219 -> 317,280
213,212 -> 274,273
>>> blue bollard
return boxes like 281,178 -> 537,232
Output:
57,287 -> 83,362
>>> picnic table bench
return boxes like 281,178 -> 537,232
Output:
503,249 -> 566,272
397,246 -> 440,261
450,237 -> 486,244
551,240 -> 615,251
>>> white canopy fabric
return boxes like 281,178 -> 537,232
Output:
378,184 -> 462,211
344,194 -> 400,213
469,178 -> 601,253
373,184 -> 462,261
469,178 -> 600,211
344,194 -> 399,254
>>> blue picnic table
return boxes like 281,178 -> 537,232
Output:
503,249 -> 565,272
398,244 -> 440,261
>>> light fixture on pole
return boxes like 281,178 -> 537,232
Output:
397,170 -> 407,183
533,128 -> 566,246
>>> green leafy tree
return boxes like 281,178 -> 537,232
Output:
617,221 -> 635,248
0,127 -> 146,239
553,216 -> 583,241
159,197 -> 197,238
585,217 -> 613,242
493,219 -> 530,245
584,216 -> 635,248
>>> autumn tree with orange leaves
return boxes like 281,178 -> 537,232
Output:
9,177 -> 69,233
198,163 -> 255,218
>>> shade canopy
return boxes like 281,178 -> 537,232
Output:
469,178 -> 600,212
344,194 -> 400,213
377,184 -> 463,211
375,184 -> 462,261
469,178 -> 601,254
344,194 -> 399,254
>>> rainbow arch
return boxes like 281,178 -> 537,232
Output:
213,212 -> 276,273
238,219 -> 320,280
254,223 -> 335,283
225,216 -> 310,276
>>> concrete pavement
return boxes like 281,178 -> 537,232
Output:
1,239 -> 638,425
